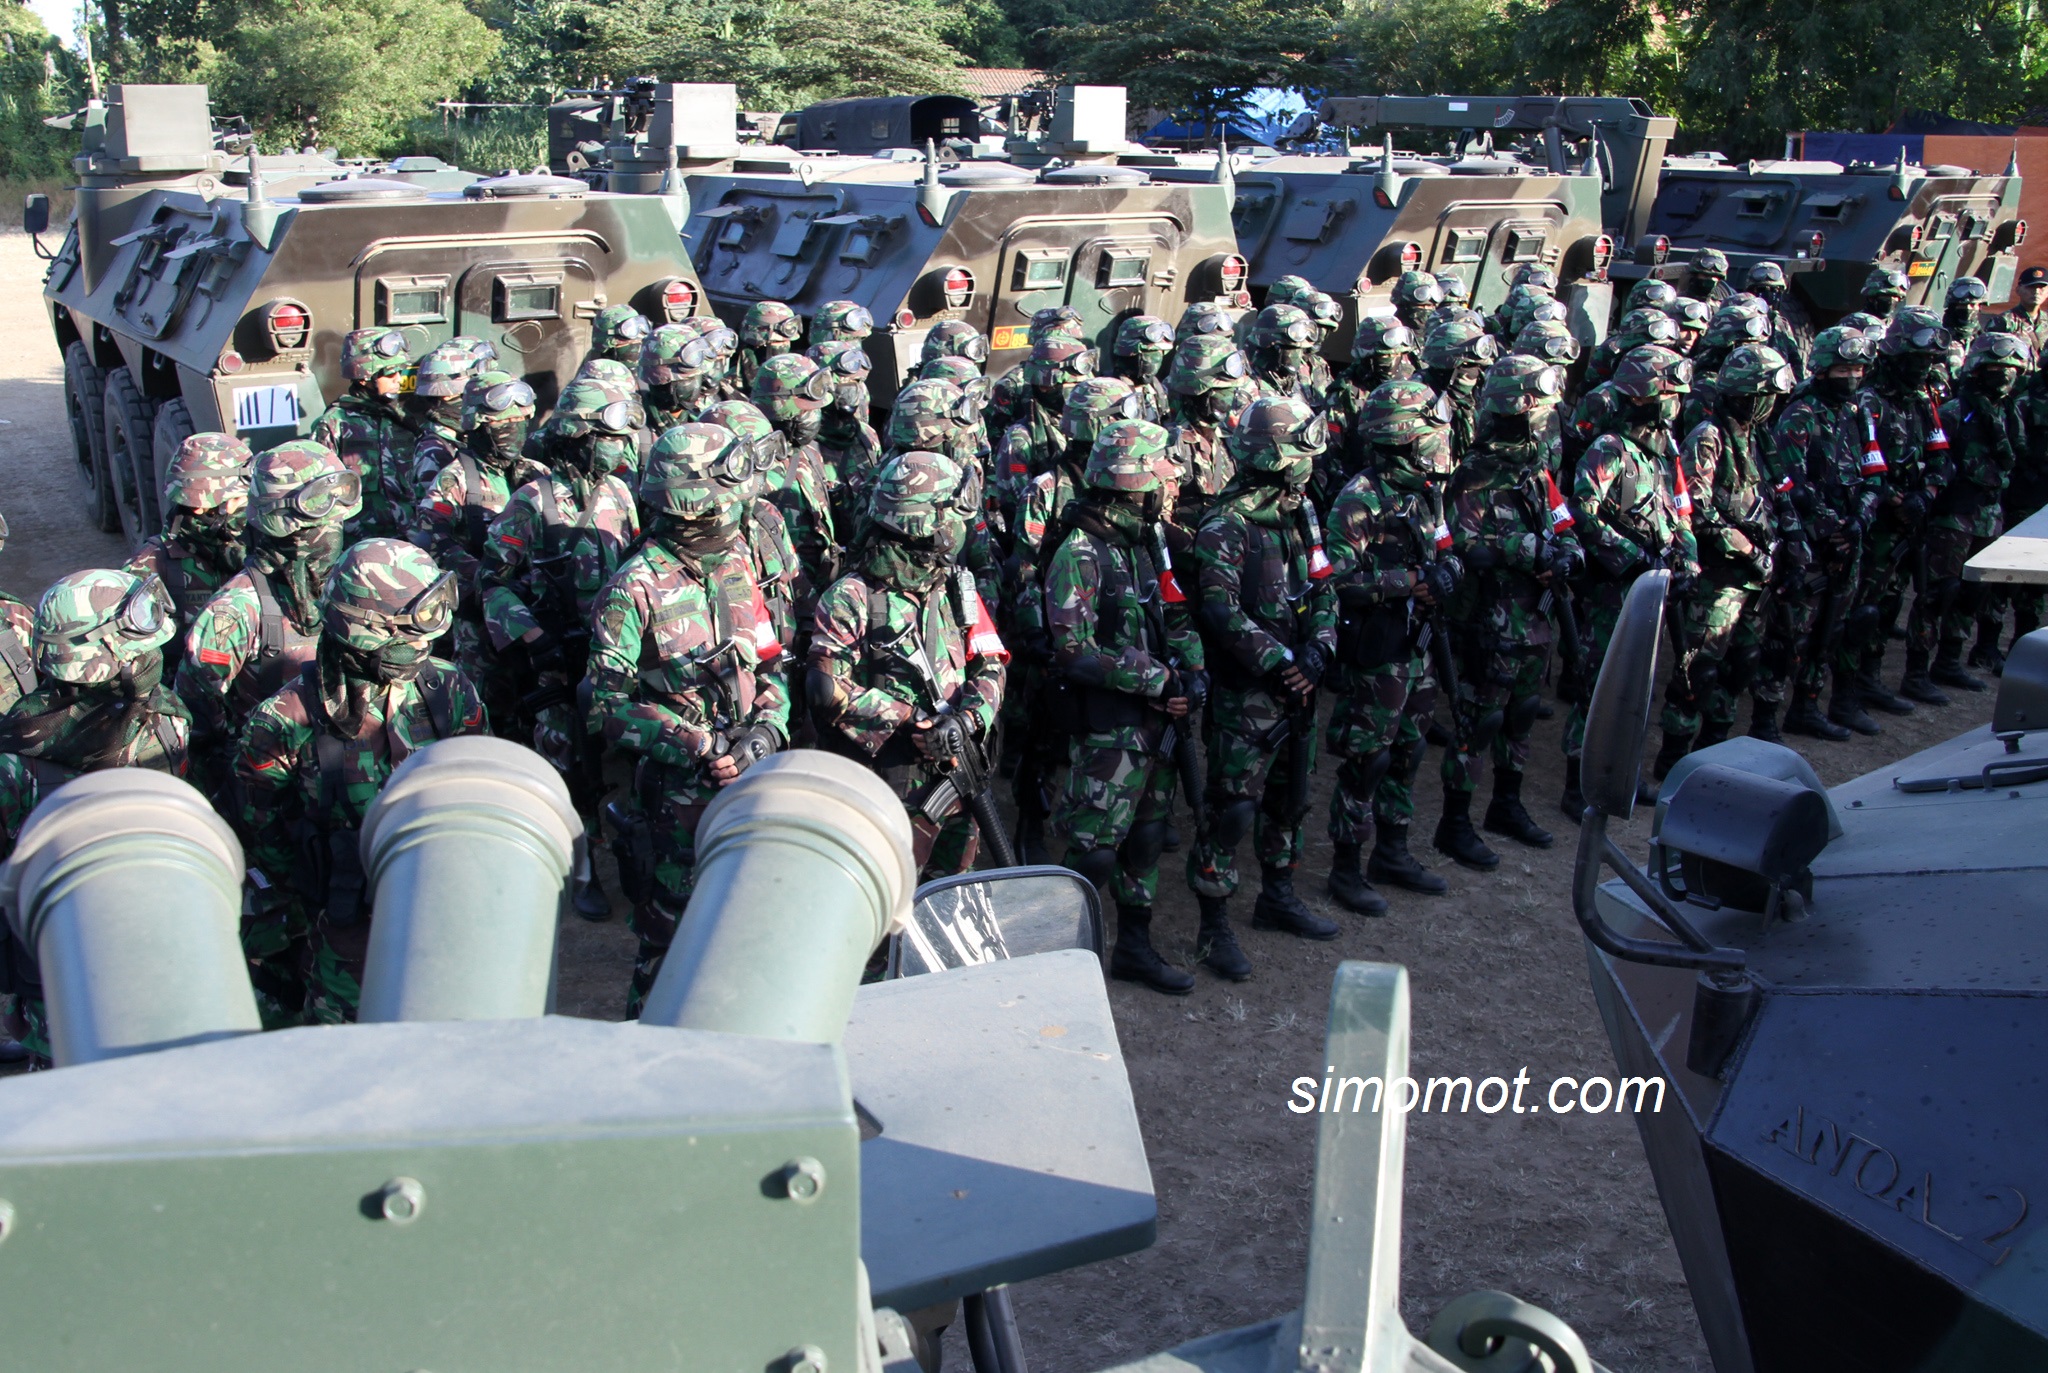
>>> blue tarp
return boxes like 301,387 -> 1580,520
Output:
1142,88 -> 1314,147
1800,131 -> 1923,165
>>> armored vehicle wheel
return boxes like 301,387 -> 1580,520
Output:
151,400 -> 196,515
62,341 -> 119,533
101,367 -> 160,548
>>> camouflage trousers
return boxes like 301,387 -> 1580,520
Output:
305,935 -> 365,1026
1187,684 -> 1316,900
877,760 -> 981,883
241,903 -> 313,1029
1439,632 -> 1546,794
623,757 -> 717,1019
1853,523 -> 1914,679
1661,577 -> 1762,739
1052,731 -> 1176,906
1798,543 -> 1864,689
1755,568 -> 1823,706
1563,577 -> 1629,760
1903,526 -> 1975,660
1324,657 -> 1434,847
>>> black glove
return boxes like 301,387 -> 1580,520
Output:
1463,543 -> 1502,572
1898,492 -> 1929,525
1183,670 -> 1210,710
526,631 -> 566,674
720,724 -> 781,775
915,713 -> 971,763
1595,540 -> 1646,580
1780,539 -> 1812,572
1421,558 -> 1461,604
1297,641 -> 1328,686
1667,569 -> 1696,600
1546,545 -> 1584,581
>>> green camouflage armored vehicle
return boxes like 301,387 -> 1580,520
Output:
1569,573 -> 2048,1373
38,83 -> 710,546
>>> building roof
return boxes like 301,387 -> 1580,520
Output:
957,68 -> 1047,99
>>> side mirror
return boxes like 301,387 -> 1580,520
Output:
22,193 -> 50,238
1579,569 -> 1667,817
890,865 -> 1102,977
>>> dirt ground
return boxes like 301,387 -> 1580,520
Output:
0,230 -> 2000,1372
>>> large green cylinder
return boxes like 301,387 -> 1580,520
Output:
356,737 -> 581,1023
1,768 -> 256,1066
639,751 -> 914,1043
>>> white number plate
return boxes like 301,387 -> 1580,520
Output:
233,383 -> 303,430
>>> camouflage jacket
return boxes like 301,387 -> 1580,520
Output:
480,471 -> 640,650
1046,504 -> 1203,714
1992,303 -> 2048,362
749,498 -> 801,648
1194,485 -> 1338,684
124,535 -> 237,630
176,560 -> 328,745
413,452 -> 547,605
233,660 -> 486,893
986,366 -> 1031,437
1573,431 -> 1699,579
1327,473 -> 1446,610
0,682 -> 191,785
1013,463 -> 1083,646
2014,371 -> 2048,519
1165,419 -> 1237,524
1447,448 -> 1581,646
1774,390 -> 1882,541
820,415 -> 883,524
1935,384 -> 2022,537
1565,382 -> 1628,468
0,594 -> 34,715
588,538 -> 789,777
761,432 -> 838,620
994,406 -> 1066,513
311,392 -> 418,539
1858,379 -> 1953,525
809,565 -> 1006,759
1681,417 -> 1787,586
1319,375 -> 1375,499
409,428 -> 464,503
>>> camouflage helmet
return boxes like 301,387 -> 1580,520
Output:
867,449 -> 967,542
1265,275 -> 1315,308
1614,306 -> 1682,350
163,433 -> 253,513
1513,318 -> 1582,364
698,398 -> 776,448
1434,273 -> 1470,303
1611,345 -> 1694,399
1717,343 -> 1795,395
1168,334 -> 1251,395
1965,329 -> 2033,374
1114,313 -> 1174,357
339,327 -> 410,382
1023,336 -> 1096,389
1881,306 -> 1951,356
1689,248 -> 1730,281
1498,284 -> 1549,336
752,352 -> 833,420
322,538 -> 457,652
1525,297 -> 1570,327
591,304 -> 652,359
679,314 -> 740,356
413,339 -> 481,399
1862,266 -> 1910,300
1421,317 -> 1501,372
1084,419 -> 1175,495
1226,393 -> 1326,483
575,356 -> 639,391
642,422 -> 754,519
922,319 -> 990,365
552,377 -> 642,438
1625,279 -> 1678,313
1480,355 -> 1566,415
462,370 -> 537,431
919,355 -> 985,389
448,335 -> 498,367
810,300 -> 874,344
740,299 -> 803,348
1720,292 -> 1768,317
1304,291 -> 1343,333
1946,276 -> 1990,308
249,439 -> 361,538
33,568 -> 176,685
1029,305 -> 1086,346
889,379 -> 980,450
1360,378 -> 1447,443
1745,260 -> 1788,290
1840,311 -> 1886,334
1392,271 -> 1445,309
1175,300 -> 1235,342
1666,295 -> 1714,333
1352,315 -> 1418,361
1809,326 -> 1880,372
1252,303 -> 1316,353
1510,264 -> 1560,294
1061,376 -> 1143,445
641,322 -> 723,386
1702,306 -> 1771,350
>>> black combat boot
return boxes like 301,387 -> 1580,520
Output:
1195,895 -> 1252,981
1786,687 -> 1851,740
1827,678 -> 1881,736
1969,621 -> 2007,675
1856,668 -> 1916,715
1559,757 -> 1587,824
1899,650 -> 1950,706
1930,641 -> 1987,692
573,864 -> 612,921
1433,789 -> 1500,870
1651,730 -> 1693,780
1326,842 -> 1388,915
1748,702 -> 1783,743
1109,903 -> 1195,995
1252,865 -> 1341,939
1162,821 -> 1182,853
1367,822 -> 1449,894
1483,771 -> 1554,849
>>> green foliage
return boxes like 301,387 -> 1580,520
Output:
1339,0 -> 1516,97
406,107 -> 548,172
1049,0 -> 1340,125
0,6 -> 87,181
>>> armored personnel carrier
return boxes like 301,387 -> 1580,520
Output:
1570,573 -> 2048,1372
38,82 -> 709,546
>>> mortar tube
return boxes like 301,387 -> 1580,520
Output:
1,768 -> 256,1066
638,751 -> 915,1044
355,737 -> 581,1023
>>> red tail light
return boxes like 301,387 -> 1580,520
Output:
2016,219 -> 2030,247
1889,185 -> 1906,200
658,277 -> 697,321
1804,231 -> 1826,258
1651,235 -> 1670,265
1373,187 -> 1394,208
1220,254 -> 1247,291
895,307 -> 916,330
1398,241 -> 1420,270
1908,223 -> 1925,253
942,266 -> 974,309
218,349 -> 245,375
263,298 -> 310,353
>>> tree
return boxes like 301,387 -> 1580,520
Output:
0,5 -> 86,181
1049,0 -> 1340,128
1339,0 -> 1516,97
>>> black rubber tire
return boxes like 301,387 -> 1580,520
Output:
62,340 -> 120,532
151,398 -> 196,520
102,366 -> 160,549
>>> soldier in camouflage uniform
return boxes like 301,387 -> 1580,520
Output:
1435,273 -> 1471,310
808,299 -> 874,351
810,450 -> 1007,877
1111,314 -> 1174,421
125,433 -> 251,676
1319,380 -> 1459,912
1493,283 -> 1554,342
1624,279 -> 1678,317
751,353 -> 840,644
1320,317 -> 1419,502
1564,346 -> 1700,810
1588,306 -> 1683,391
1188,395 -> 1342,977
1667,296 -> 1713,356
1744,262 -> 1808,381
642,322 -> 723,431
1439,357 -> 1578,861
587,424 -> 789,1012
1164,336 -> 1248,542
987,305 -> 1087,435
881,380 -> 986,504
566,357 -> 649,482
312,328 -> 416,540
1860,267 -> 1910,322
1045,420 -> 1200,993
1301,293 -> 1344,402
405,340 -> 485,495
1991,276 -> 2048,660
810,339 -> 883,530
1772,327 -> 1882,737
737,299 -> 803,396
1420,318 -> 1500,459
1929,331 -> 2030,687
0,512 -> 35,717
587,303 -> 652,372
1390,271 -> 1444,332
1990,265 -> 2048,357
1943,277 -> 1990,379
1514,318 -> 1582,369
1682,249 -> 1731,304
697,399 -> 804,654
1655,344 -> 1796,775
234,540 -> 484,1024
1246,304 -> 1317,404
922,319 -> 991,374
178,441 -> 360,799
1176,300 -> 1235,344
994,336 -> 1094,516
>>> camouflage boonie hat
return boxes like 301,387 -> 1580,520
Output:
1435,273 -> 1470,303
1028,305 -> 1086,346
323,538 -> 457,651
923,319 -> 990,365
1114,314 -> 1173,357
1061,376 -> 1143,445
1625,279 -> 1678,313
1946,276 -> 1990,306
1421,317 -> 1501,371
34,568 -> 176,685
752,353 -> 832,420
868,450 -> 966,542
1514,318 -> 1582,364
1613,306 -> 1682,351
553,377 -> 642,438
340,328 -> 410,382
1746,261 -> 1788,290
1175,300 -> 1235,342
1965,329 -> 2032,373
1809,326 -> 1879,371
1690,248 -> 1730,280
1023,336 -> 1095,388
1392,271 -> 1444,309
741,299 -> 803,347
1084,419 -> 1174,494
1252,303 -> 1316,352
1265,275 -> 1314,308
1718,343 -> 1795,395
642,322 -> 721,386
1510,264 -> 1560,293
1480,355 -> 1566,414
1666,295 -> 1713,332
1702,306 -> 1771,350
809,300 -> 875,344
1226,393 -> 1326,479
1360,378 -> 1448,442
919,355 -> 985,388
889,379 -> 976,450
164,433 -> 253,512
413,340 -> 480,399
249,439 -> 360,537
591,304 -> 653,359
463,370 -> 537,430
1352,315 -> 1417,360
643,422 -> 752,518
1168,334 -> 1250,395
1863,267 -> 1910,298
1882,306 -> 1950,356
1611,345 -> 1694,399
